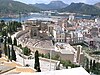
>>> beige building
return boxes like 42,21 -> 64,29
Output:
22,20 -> 53,40
31,43 -> 84,65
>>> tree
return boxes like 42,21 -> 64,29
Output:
14,21 -> 22,28
34,50 -> 41,72
52,39 -> 55,45
13,37 -> 17,46
93,60 -> 96,70
41,53 -> 44,57
8,37 -> 12,44
17,22 -> 22,28
17,44 -> 22,49
11,44 -> 16,61
7,45 -> 10,60
0,20 -> 5,28
7,21 -> 18,33
44,53 -> 50,59
37,67 -> 41,72
95,62 -> 100,71
2,30 -> 7,37
4,37 -> 7,56
12,24 -> 17,32
52,54 -> 60,60
0,20 -> 5,31
0,37 -> 3,43
0,50 -> 2,58
93,62 -> 100,74
90,60 -> 92,71
1,20 -> 5,25
7,24 -> 12,34
23,47 -> 31,56
0,37 -> 3,58
85,58 -> 90,72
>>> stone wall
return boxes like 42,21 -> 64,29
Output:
16,30 -> 29,39
27,47 -> 74,63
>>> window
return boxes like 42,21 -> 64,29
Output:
33,30 -> 37,36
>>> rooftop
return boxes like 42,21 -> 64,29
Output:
16,67 -> 90,75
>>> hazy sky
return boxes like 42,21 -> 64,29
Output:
14,0 -> 100,5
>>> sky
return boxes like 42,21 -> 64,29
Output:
14,0 -> 100,5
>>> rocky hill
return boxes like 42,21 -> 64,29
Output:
34,1 -> 68,10
0,0 -> 39,14
59,3 -> 100,15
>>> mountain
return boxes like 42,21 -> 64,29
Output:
34,1 -> 68,10
94,2 -> 100,9
0,0 -> 39,14
33,3 -> 48,10
59,3 -> 100,15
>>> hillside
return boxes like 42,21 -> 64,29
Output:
34,3 -> 47,10
0,0 -> 39,14
94,2 -> 100,9
59,3 -> 100,15
34,1 -> 68,10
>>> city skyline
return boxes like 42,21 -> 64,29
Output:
14,0 -> 100,5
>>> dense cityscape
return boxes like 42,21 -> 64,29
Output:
0,0 -> 100,75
